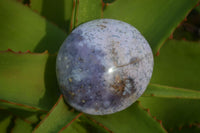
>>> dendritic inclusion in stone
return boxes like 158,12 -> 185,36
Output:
56,19 -> 154,115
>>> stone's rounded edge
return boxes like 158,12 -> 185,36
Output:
56,18 -> 154,115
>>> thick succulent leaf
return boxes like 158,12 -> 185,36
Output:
0,110 -> 12,133
15,112 -> 42,124
0,110 -> 33,133
90,102 -> 166,133
0,102 -> 42,114
143,84 -> 200,98
30,0 -> 102,32
61,116 -> 110,133
0,0 -> 199,132
34,95 -> 110,133
139,97 -> 200,130
12,118 -> 32,133
0,51 -> 59,111
151,40 -> 200,91
0,108 -> 43,124
75,0 -> 102,26
170,125 -> 200,133
33,95 -> 80,133
102,0 -> 199,54
30,0 -> 73,33
0,0 -> 66,53
139,40 -> 200,129
0,117 -> 12,133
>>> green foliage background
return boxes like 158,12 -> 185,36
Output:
0,0 -> 200,132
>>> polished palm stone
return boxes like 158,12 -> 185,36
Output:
56,19 -> 154,115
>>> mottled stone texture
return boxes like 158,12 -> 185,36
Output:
56,19 -> 154,115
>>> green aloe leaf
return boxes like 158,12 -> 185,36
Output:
0,0 -> 199,132
30,0 -> 73,33
75,0 -> 102,26
139,40 -> 200,129
61,115 -> 110,133
0,0 -> 66,53
90,102 -> 167,133
0,110 -> 34,133
170,124 -> 200,133
0,108 -> 43,125
33,95 -> 109,133
30,0 -> 102,32
0,110 -> 12,133
143,84 -> 200,98
139,97 -> 200,130
33,95 -> 165,133
151,40 -> 200,91
33,95 -> 80,133
0,51 -> 59,111
102,0 -> 199,54
12,118 -> 32,133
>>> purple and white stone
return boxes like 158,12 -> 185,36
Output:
56,19 -> 154,115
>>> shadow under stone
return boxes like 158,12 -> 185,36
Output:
34,0 -> 69,110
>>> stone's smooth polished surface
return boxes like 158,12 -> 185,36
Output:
56,19 -> 154,115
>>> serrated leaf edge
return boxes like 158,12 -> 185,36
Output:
0,99 -> 47,113
0,49 -> 49,55
86,115 -> 113,133
32,95 -> 75,132
138,102 -> 168,133
156,1 -> 200,55
143,83 -> 200,99
58,112 -> 83,133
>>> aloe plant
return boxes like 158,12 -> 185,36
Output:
0,0 -> 200,132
